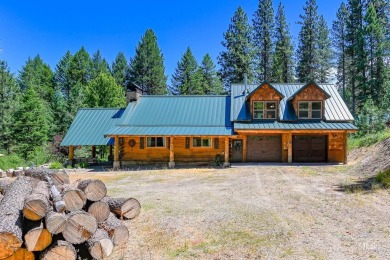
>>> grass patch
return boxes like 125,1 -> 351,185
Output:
375,168 -> 390,188
349,129 -> 390,150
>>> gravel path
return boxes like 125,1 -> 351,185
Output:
70,165 -> 390,259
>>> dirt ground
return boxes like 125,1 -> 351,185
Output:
69,163 -> 390,260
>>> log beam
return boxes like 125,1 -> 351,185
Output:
68,146 -> 74,161
169,136 -> 175,169
344,131 -> 348,164
288,133 -> 293,163
223,137 -> 230,167
242,135 -> 247,162
91,146 -> 96,158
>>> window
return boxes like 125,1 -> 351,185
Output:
298,101 -> 322,119
147,137 -> 165,147
253,101 -> 277,119
192,137 -> 212,147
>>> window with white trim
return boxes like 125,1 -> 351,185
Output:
253,101 -> 277,119
298,101 -> 322,119
147,137 -> 165,147
192,137 -> 212,147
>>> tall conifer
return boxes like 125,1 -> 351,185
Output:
111,52 -> 128,91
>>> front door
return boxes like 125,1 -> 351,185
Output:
232,140 -> 243,162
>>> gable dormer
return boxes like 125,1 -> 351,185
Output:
246,82 -> 284,120
287,81 -> 331,120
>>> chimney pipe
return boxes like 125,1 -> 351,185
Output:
244,73 -> 249,94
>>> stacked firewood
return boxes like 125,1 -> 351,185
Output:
0,168 -> 141,260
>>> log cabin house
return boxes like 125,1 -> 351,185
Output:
61,81 -> 357,168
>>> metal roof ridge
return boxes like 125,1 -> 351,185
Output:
78,108 -> 124,110
139,95 -> 229,98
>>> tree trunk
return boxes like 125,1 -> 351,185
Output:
25,169 -> 70,186
39,240 -> 76,260
0,177 -> 33,259
45,211 -> 67,235
3,248 -> 34,260
99,213 -> 129,246
87,201 -> 110,223
87,229 -> 114,259
77,179 -> 107,201
62,211 -> 97,244
102,197 -> 141,220
23,181 -> 50,221
23,221 -> 52,252
61,185 -> 86,212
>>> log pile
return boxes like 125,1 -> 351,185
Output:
0,169 -> 141,260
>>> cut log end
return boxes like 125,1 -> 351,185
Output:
3,248 -> 35,260
103,197 -> 141,220
24,228 -> 52,251
45,212 -> 67,235
62,211 -> 97,244
0,233 -> 23,259
40,240 -> 77,260
88,201 -> 110,223
78,180 -> 107,202
87,229 -> 114,259
23,199 -> 49,221
99,213 -> 129,246
62,187 -> 86,212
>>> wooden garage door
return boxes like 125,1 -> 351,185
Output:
293,135 -> 327,162
247,135 -> 282,162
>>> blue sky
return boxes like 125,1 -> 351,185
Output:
0,0 -> 342,79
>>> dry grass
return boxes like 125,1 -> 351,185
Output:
70,165 -> 390,259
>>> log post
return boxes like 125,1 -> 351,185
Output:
68,146 -> 74,166
223,137 -> 230,167
169,136 -> 175,169
288,132 -> 293,163
344,131 -> 348,165
91,146 -> 96,158
242,135 -> 247,162
113,136 -> 120,170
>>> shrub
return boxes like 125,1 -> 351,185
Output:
0,153 -> 26,170
349,129 -> 390,150
49,161 -> 63,169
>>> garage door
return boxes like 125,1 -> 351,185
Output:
293,135 -> 327,162
247,135 -> 282,162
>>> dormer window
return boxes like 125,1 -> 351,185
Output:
298,101 -> 322,119
253,101 -> 277,119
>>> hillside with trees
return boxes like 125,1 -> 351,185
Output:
0,0 -> 388,167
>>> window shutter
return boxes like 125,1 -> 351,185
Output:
185,137 -> 190,149
167,137 -> 170,149
214,138 -> 219,149
140,137 -> 144,149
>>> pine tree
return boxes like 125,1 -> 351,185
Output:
13,88 -> 50,160
364,3 -> 386,105
317,15 -> 333,82
296,0 -> 320,82
332,2 -> 349,100
86,73 -> 126,108
170,48 -> 203,95
51,87 -> 68,135
218,6 -> 254,91
91,50 -> 110,80
271,3 -> 294,83
253,0 -> 275,81
54,51 -> 73,100
0,61 -> 19,154
346,0 -> 367,113
18,55 -> 55,102
111,52 -> 128,90
128,29 -> 167,95
199,54 -> 223,95
68,46 -> 92,87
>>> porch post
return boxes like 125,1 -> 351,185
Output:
113,136 -> 120,170
68,146 -> 75,167
91,146 -> 96,158
242,135 -> 247,162
223,137 -> 230,167
169,136 -> 175,169
288,133 -> 293,163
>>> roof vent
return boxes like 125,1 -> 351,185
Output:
243,73 -> 249,95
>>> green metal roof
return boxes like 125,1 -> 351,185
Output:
105,126 -> 232,136
234,121 -> 358,131
61,108 -> 126,146
231,82 -> 354,122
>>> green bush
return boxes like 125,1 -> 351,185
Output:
375,168 -> 390,188
49,161 -> 63,169
27,145 -> 53,166
349,129 -> 390,150
0,153 -> 26,170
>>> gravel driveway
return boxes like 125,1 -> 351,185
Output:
70,165 -> 390,259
